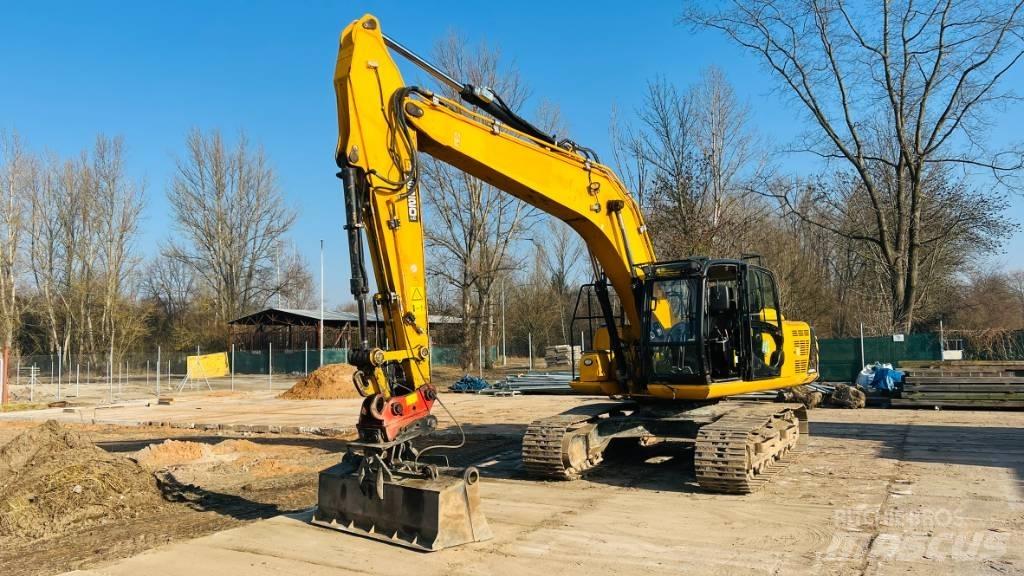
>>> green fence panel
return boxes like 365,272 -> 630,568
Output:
818,333 -> 941,383
231,348 -> 349,375
429,346 -> 497,366
233,351 -> 267,374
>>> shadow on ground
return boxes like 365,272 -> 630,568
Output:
812,420 -> 1024,490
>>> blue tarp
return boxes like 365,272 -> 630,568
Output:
450,375 -> 489,392
857,363 -> 904,392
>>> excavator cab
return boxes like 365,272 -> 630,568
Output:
639,258 -> 786,386
571,257 -> 799,397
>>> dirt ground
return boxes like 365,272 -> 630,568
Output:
0,396 -> 1021,576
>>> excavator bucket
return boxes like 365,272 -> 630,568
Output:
312,460 -> 492,552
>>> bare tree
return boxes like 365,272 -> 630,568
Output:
613,70 -> 767,259
26,136 -> 146,359
92,136 -> 146,358
165,129 -> 296,331
533,219 -> 585,342
0,131 -> 33,352
687,0 -> 1024,331
421,33 -> 540,369
276,241 -> 316,309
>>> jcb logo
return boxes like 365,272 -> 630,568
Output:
408,191 -> 419,222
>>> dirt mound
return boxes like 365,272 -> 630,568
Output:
213,439 -> 264,453
0,420 -> 165,541
278,363 -> 359,400
133,439 -> 213,469
777,385 -> 823,409
828,383 -> 867,409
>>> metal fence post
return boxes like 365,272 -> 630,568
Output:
156,346 -> 161,399
528,333 -> 533,371
860,322 -> 865,368
268,341 -> 273,390
231,343 -> 235,391
76,363 -> 80,397
304,340 -> 308,375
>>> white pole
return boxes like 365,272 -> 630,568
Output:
16,356 -> 20,388
230,343 -> 235,391
939,318 -> 945,355
108,354 -> 112,404
859,322 -> 865,368
76,363 -> 79,397
269,341 -> 273,390
528,332 -> 533,371
156,346 -> 161,399
146,360 -> 149,388
478,328 -> 483,378
57,351 -> 62,401
501,279 -> 507,366
320,239 -> 325,367
304,340 -> 308,375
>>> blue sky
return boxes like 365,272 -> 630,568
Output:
3,1 -> 1022,307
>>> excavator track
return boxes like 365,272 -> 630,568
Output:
522,414 -> 602,480
694,403 -> 806,494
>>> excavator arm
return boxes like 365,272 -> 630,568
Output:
335,14 -> 654,419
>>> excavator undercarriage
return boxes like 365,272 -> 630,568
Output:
523,401 -> 808,493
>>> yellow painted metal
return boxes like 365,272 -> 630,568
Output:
186,352 -> 229,379
335,13 -> 818,402
335,15 -> 432,396
335,13 -> 652,398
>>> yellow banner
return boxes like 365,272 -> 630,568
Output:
186,352 -> 229,378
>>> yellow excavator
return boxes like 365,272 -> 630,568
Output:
313,13 -> 819,551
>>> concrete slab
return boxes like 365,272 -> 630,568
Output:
0,392 -> 604,437
55,407 -> 1024,576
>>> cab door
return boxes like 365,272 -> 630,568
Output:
743,266 -> 785,379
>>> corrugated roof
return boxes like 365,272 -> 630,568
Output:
229,307 -> 460,325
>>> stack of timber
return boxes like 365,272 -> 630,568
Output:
544,345 -> 581,368
893,361 -> 1024,409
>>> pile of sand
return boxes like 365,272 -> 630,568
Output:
133,439 -> 273,470
278,363 -> 360,400
0,420 -> 165,541
133,439 -> 214,469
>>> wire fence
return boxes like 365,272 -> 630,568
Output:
1,344 -> 488,405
